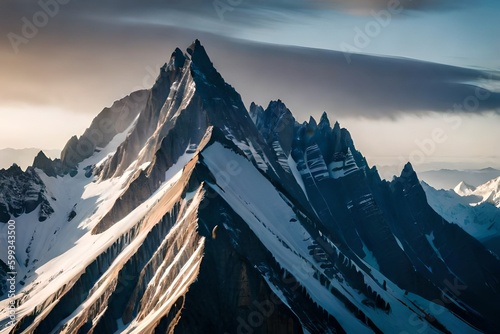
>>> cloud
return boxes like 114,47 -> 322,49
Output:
315,0 -> 469,13
1,2 -> 498,121
0,0 -> 476,32
211,38 -> 500,119
75,0 -> 474,15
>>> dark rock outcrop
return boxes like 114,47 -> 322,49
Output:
0,164 -> 53,223
32,151 -> 58,177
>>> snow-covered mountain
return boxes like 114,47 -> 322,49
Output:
422,177 -> 500,257
454,177 -> 500,208
416,168 -> 500,190
1,40 -> 499,334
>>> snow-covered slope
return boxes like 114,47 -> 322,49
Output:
423,178 -> 500,257
1,40 -> 499,334
454,181 -> 476,196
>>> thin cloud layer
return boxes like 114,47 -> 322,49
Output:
1,1 -> 498,121
214,38 -> 500,119
0,0 -> 475,29
316,0 -> 468,13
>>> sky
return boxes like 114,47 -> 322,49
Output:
1,0 -> 499,172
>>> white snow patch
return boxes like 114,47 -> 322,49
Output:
361,242 -> 380,271
288,155 -> 309,200
395,236 -> 405,251
164,152 -> 195,183
425,231 -> 444,262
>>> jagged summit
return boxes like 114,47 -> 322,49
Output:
250,99 -> 295,156
402,161 -> 415,175
186,39 -> 226,87
1,163 -> 22,173
32,150 -> 57,177
307,115 -> 317,128
98,39 -> 252,179
319,111 -> 330,128
186,38 -> 202,55
170,47 -> 186,69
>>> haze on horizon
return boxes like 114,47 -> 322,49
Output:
1,0 -> 499,171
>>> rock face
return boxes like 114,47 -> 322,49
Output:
250,100 -> 295,156
254,104 -> 500,331
32,151 -> 57,178
0,164 -> 53,223
0,40 -> 499,334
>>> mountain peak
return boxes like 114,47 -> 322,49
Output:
32,150 -> 59,177
252,99 -> 295,155
170,47 -> 186,69
266,99 -> 291,119
5,163 -> 22,173
308,116 -> 317,128
186,39 -> 202,55
186,39 -> 210,65
249,102 -> 264,124
34,150 -> 48,160
268,99 -> 286,109
399,162 -> 416,179
454,181 -> 476,196
185,39 -> 226,88
319,111 -> 330,128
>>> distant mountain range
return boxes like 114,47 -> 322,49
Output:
419,168 -> 500,190
422,176 -> 500,257
378,165 -> 500,190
